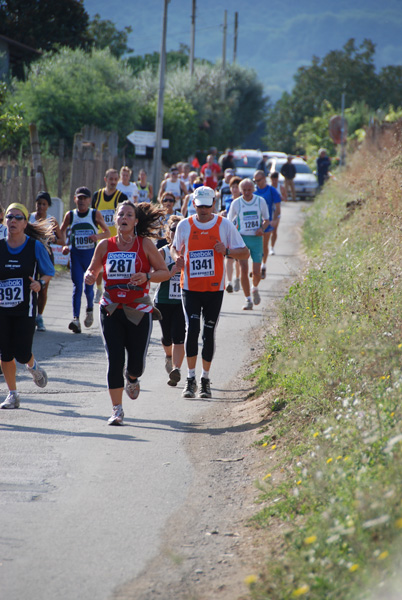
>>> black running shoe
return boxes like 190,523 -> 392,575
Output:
199,377 -> 212,399
182,377 -> 197,398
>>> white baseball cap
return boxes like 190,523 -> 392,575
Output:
193,186 -> 215,207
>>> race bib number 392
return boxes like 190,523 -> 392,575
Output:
0,278 -> 24,307
189,249 -> 215,278
106,252 -> 136,279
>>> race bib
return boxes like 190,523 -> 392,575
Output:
169,272 -> 182,299
74,229 -> 95,250
101,209 -> 115,226
106,252 -> 136,280
189,249 -> 215,278
243,211 -> 260,232
0,278 -> 24,307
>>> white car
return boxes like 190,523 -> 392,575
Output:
232,149 -> 263,179
267,156 -> 318,200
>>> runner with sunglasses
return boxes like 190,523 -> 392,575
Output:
0,203 -> 55,409
157,191 -> 182,249
172,186 -> 249,399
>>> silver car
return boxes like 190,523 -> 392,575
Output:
267,157 -> 318,200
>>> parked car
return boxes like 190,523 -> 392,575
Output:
267,156 -> 318,200
261,151 -> 287,159
232,149 -> 263,179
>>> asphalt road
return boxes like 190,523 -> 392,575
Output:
0,201 -> 303,600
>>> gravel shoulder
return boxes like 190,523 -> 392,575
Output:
114,203 -> 306,600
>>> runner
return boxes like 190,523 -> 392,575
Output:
200,154 -> 221,190
181,177 -> 204,217
222,176 -> 242,293
116,166 -> 139,203
0,204 -> 7,240
228,178 -> 270,310
84,201 -> 169,425
60,187 -> 110,334
172,186 -> 249,399
158,165 -> 187,212
268,171 -> 284,254
216,168 -> 235,212
0,203 -> 55,409
157,191 -> 182,249
253,170 -> 281,277
29,191 -> 64,331
137,169 -> 153,203
154,215 -> 186,387
92,168 -> 128,301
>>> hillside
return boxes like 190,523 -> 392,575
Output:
83,0 -> 402,101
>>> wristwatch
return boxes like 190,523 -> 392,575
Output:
225,248 -> 230,257
146,273 -> 151,281
38,279 -> 46,290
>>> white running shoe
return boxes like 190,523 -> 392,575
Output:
68,318 -> 81,334
1,391 -> 20,409
269,248 -> 275,255
252,288 -> 261,306
94,288 -> 102,303
108,405 -> 124,426
27,363 -> 48,388
242,299 -> 253,310
84,310 -> 94,328
234,278 -> 240,292
165,356 -> 173,374
125,372 -> 140,399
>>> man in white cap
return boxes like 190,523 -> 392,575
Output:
173,186 -> 249,399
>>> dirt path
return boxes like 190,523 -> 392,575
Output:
113,202 -> 306,600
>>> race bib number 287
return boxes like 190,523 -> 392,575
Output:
106,252 -> 136,279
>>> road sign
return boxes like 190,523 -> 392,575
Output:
127,130 -> 169,148
135,145 -> 146,156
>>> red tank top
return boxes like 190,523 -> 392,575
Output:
102,236 -> 151,307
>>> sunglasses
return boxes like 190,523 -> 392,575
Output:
169,226 -> 177,232
162,198 -> 175,203
6,214 -> 25,221
253,177 -> 264,183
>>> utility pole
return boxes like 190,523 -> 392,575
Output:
233,12 -> 238,63
190,0 -> 196,76
340,92 -> 346,167
222,9 -> 227,70
153,0 -> 169,198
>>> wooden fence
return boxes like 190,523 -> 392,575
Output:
0,165 -> 45,211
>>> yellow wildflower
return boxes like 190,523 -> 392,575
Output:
292,585 -> 310,596
262,442 -> 268,447
271,444 -> 277,450
349,564 -> 359,572
313,432 -> 319,438
296,480 -> 302,485
395,518 -> 402,529
378,551 -> 389,560
244,574 -> 258,586
263,473 -> 271,480
327,458 -> 333,464
304,535 -> 317,544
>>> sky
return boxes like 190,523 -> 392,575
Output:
83,0 -> 402,102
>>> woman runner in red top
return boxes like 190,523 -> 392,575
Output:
85,201 -> 169,425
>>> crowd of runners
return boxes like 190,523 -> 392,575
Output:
0,155 -> 286,425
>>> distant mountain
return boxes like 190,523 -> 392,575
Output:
84,0 -> 402,102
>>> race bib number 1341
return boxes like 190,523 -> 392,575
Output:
189,249 -> 215,278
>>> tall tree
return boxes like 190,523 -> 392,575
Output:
87,13 -> 133,59
0,0 -> 90,77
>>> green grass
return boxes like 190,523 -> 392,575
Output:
245,134 -> 402,599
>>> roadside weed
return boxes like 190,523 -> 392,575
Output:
247,133 -> 402,599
